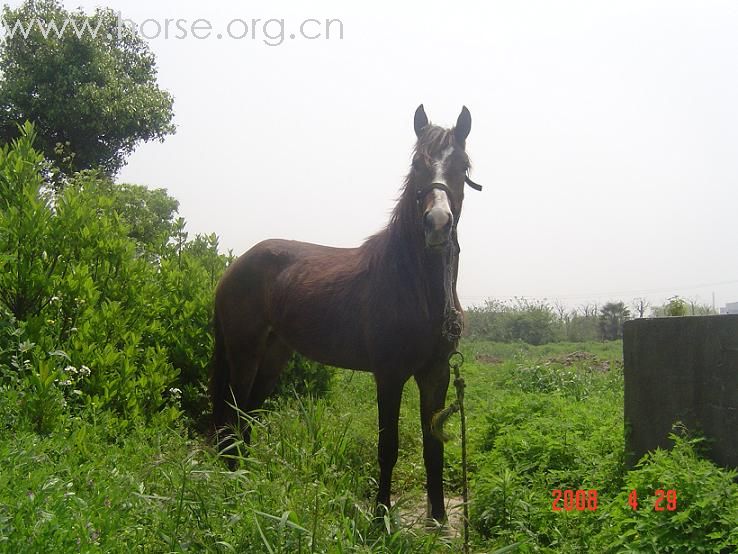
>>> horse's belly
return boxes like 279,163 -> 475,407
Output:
276,312 -> 440,373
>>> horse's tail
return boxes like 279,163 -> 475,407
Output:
210,307 -> 229,433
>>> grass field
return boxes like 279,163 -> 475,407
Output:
1,339 -> 736,552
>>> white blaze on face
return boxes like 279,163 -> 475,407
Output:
426,189 -> 451,230
426,146 -> 454,231
432,146 -> 454,185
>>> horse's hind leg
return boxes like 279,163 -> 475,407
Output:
218,318 -> 270,453
247,333 -> 292,413
225,331 -> 291,451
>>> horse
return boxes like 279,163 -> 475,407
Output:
210,105 -> 482,522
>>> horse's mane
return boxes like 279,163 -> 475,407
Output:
362,125 -> 458,256
356,125 -> 459,315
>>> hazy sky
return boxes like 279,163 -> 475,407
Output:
55,1 -> 738,310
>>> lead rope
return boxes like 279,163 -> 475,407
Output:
433,236 -> 470,554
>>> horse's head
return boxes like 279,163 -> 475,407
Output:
411,105 -> 482,249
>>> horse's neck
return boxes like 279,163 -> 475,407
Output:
382,212 -> 453,312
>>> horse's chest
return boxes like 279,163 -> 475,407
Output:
367,313 -> 444,368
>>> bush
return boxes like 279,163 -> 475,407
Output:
593,432 -> 738,553
273,353 -> 334,399
0,124 -> 232,430
471,365 -> 625,551
465,298 -> 562,345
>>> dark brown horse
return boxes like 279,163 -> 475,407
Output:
211,105 -> 481,522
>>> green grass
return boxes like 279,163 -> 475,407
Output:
0,382 -> 454,552
2,339 -> 737,552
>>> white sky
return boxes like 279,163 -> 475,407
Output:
57,1 -> 738,310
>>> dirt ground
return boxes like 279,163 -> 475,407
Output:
397,494 -> 466,539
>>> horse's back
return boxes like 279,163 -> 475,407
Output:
221,238 -> 359,288
216,238 -> 362,320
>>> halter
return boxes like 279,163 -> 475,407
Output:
415,182 -> 454,206
415,175 -> 483,216
415,174 -> 483,204
465,175 -> 483,191
413,175 -> 482,340
413,184 -> 464,339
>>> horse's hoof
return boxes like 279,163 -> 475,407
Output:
425,514 -> 447,530
426,498 -> 448,527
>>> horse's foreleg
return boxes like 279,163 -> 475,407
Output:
415,362 -> 451,523
375,374 -> 405,513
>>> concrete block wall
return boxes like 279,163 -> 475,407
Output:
623,315 -> 738,468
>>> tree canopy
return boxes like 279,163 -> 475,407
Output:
0,0 -> 175,175
599,301 -> 631,340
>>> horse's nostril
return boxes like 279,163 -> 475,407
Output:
424,212 -> 434,231
424,208 -> 451,232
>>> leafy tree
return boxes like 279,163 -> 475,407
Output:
508,298 -> 560,345
566,311 -> 600,342
666,296 -> 688,316
93,178 -> 179,253
599,301 -> 630,340
651,296 -> 707,317
0,0 -> 175,176
656,295 -> 688,317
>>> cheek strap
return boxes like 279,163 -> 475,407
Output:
464,175 -> 483,191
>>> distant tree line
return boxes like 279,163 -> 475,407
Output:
464,295 -> 716,345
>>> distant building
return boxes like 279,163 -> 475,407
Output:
720,302 -> 738,314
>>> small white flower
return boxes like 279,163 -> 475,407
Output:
80,365 -> 91,376
169,387 -> 182,399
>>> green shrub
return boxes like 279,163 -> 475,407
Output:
273,353 -> 334,399
593,432 -> 738,553
472,387 -> 624,550
0,124 -> 229,429
465,298 -> 562,345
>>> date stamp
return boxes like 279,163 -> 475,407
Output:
628,489 -> 677,511
551,489 -> 678,512
551,489 -> 598,511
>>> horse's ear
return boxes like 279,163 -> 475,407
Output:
454,106 -> 472,143
414,104 -> 428,138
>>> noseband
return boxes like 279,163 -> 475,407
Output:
415,175 -> 484,212
416,182 -> 454,207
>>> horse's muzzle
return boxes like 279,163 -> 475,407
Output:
424,208 -> 453,248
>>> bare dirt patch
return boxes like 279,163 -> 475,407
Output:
546,351 -> 622,372
474,354 -> 504,365
397,494 -> 466,539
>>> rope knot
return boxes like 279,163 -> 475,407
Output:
430,402 -> 460,442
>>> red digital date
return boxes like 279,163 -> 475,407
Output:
551,489 -> 598,511
628,489 -> 677,511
